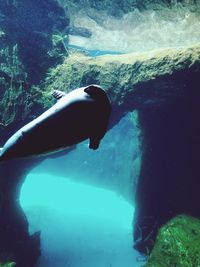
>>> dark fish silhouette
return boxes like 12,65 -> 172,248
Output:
0,85 -> 111,161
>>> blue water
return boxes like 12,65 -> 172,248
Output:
68,44 -> 123,57
20,113 -> 144,267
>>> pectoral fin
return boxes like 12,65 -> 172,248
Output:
89,138 -> 100,150
52,90 -> 66,100
84,85 -> 102,98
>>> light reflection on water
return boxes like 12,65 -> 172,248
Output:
69,6 -> 200,53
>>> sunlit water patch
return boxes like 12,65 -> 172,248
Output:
20,173 -> 143,267
69,5 -> 200,53
68,44 -> 123,56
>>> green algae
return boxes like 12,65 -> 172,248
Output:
144,215 -> 200,267
0,263 -> 16,267
44,43 -> 200,107
0,82 -> 45,128
1,43 -> 200,135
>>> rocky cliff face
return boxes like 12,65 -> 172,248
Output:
0,1 -> 69,265
42,43 -> 200,256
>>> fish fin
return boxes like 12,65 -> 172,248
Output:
84,85 -> 102,98
52,90 -> 66,100
89,138 -> 100,150
0,147 -> 3,157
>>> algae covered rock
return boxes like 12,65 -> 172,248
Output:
45,43 -> 200,96
0,79 -> 48,144
0,263 -> 16,267
44,42 -> 200,255
59,0 -> 199,16
145,215 -> 200,267
0,0 -> 69,84
1,42 -> 199,138
42,45 -> 200,258
132,44 -> 200,255
44,43 -> 200,121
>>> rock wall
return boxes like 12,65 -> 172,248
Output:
0,1 -> 69,265
43,43 -> 200,254
145,215 -> 200,266
134,65 -> 200,254
0,159 -> 41,267
0,0 -> 69,84
44,44 -> 200,123
59,0 -> 200,16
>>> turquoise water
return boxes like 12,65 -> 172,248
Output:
21,174 -> 141,267
20,113 -> 143,267
68,44 -> 123,57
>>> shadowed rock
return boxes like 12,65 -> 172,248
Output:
0,159 -> 41,266
44,43 -> 200,123
0,0 -> 69,84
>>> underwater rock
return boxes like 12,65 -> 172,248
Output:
133,60 -> 200,254
1,32 -> 200,139
68,26 -> 92,38
144,215 -> 200,267
0,0 -> 69,84
0,159 -> 41,267
60,0 -> 199,17
0,78 -> 46,145
43,43 -> 200,254
44,43 -> 200,124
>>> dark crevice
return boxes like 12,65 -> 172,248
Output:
133,69 -> 200,254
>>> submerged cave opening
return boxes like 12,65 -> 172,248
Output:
19,112 -> 143,267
